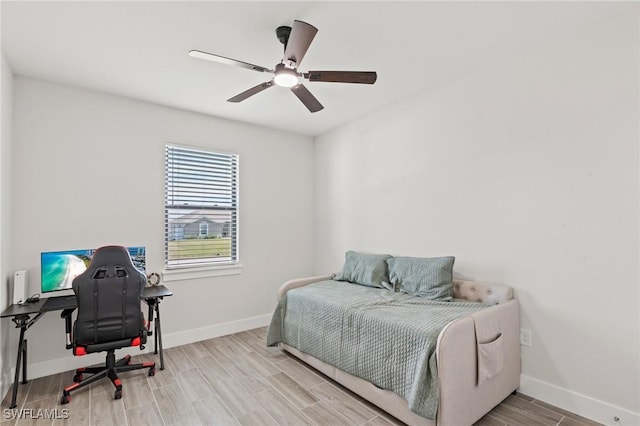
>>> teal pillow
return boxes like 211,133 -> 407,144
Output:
387,256 -> 455,300
334,251 -> 391,288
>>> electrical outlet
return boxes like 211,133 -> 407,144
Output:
520,329 -> 532,347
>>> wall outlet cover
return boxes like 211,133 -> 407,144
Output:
520,328 -> 532,347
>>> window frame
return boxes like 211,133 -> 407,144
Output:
163,144 -> 241,281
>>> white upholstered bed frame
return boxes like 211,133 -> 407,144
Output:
277,275 -> 521,426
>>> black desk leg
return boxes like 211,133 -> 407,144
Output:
147,299 -> 158,355
155,303 -> 164,370
147,303 -> 154,339
10,321 -> 27,409
21,339 -> 27,384
153,309 -> 158,355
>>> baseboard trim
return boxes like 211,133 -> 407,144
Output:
9,313 -> 272,386
1,372 -> 12,404
160,313 -> 271,349
519,374 -> 640,426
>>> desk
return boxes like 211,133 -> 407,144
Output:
0,285 -> 172,409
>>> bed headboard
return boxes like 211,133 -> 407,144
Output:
452,279 -> 513,305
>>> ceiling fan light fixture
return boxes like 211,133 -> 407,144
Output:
274,64 -> 299,87
189,20 -> 376,112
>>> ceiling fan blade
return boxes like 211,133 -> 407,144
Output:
228,80 -> 274,103
291,84 -> 324,113
283,20 -> 318,67
189,50 -> 272,73
304,71 -> 377,84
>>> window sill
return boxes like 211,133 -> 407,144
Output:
162,264 -> 242,282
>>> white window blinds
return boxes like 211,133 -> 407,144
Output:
165,145 -> 239,268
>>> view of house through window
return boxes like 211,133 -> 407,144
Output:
165,145 -> 239,268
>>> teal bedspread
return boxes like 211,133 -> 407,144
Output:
266,280 -> 487,419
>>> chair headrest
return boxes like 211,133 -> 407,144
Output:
84,246 -> 138,279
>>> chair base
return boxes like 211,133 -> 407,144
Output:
61,350 -> 155,404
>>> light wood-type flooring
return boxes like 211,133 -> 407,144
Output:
1,327 -> 601,426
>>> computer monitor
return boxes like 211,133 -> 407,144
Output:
41,246 -> 146,294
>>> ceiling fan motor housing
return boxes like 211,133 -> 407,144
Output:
276,26 -> 292,48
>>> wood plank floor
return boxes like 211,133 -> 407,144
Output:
1,327 -> 601,426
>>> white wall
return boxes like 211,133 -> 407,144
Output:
9,77 -> 315,375
1,52 -> 15,398
315,11 -> 639,426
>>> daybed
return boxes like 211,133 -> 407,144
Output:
267,253 -> 520,426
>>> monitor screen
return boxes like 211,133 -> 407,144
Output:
41,246 -> 146,293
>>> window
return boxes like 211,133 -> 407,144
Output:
165,145 -> 239,269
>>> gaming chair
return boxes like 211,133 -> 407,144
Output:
60,245 -> 155,404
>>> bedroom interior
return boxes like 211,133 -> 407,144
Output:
0,1 -> 638,426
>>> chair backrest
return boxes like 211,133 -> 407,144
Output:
72,245 -> 145,345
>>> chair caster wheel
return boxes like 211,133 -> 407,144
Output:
114,389 -> 122,400
148,367 -> 156,377
61,393 -> 71,404
73,373 -> 83,383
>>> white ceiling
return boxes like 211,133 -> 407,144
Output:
1,1 -> 631,137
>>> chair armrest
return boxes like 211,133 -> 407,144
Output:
278,274 -> 334,300
61,308 -> 76,349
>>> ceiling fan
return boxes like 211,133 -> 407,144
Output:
189,20 -> 377,113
